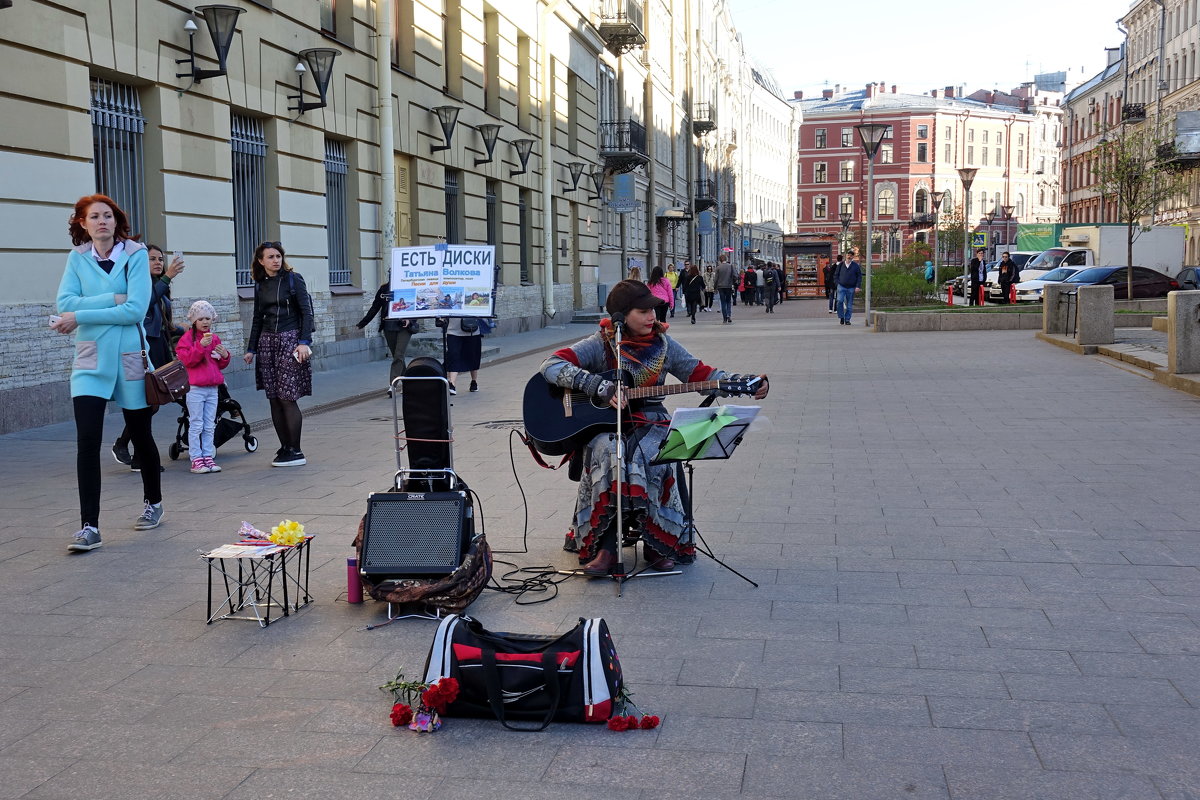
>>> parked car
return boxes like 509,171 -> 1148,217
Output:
1176,266 -> 1200,290
1013,266 -> 1085,302
1061,266 -> 1180,298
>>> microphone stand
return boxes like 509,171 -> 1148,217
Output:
608,311 -> 628,596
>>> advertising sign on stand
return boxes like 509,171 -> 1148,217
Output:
386,244 -> 496,319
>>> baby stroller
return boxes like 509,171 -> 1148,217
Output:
166,383 -> 259,461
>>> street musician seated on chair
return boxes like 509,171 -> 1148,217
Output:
539,279 -> 769,577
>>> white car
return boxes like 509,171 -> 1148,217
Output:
1013,266 -> 1084,302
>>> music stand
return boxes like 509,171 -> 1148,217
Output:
648,404 -> 761,588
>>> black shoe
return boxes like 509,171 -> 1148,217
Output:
112,441 -> 132,466
448,383 -> 457,396
844,320 -> 852,325
272,448 -> 307,467
129,462 -> 165,473
469,380 -> 478,392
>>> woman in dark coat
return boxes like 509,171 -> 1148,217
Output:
680,263 -> 705,323
357,280 -> 419,393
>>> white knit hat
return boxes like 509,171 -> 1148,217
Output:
187,300 -> 217,322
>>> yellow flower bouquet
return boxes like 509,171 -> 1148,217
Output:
269,519 -> 306,547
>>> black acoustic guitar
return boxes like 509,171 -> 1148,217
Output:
522,370 -> 760,456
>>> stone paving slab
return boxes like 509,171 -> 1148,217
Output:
3,299 -> 1200,797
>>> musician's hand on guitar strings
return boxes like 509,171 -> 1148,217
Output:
574,372 -> 616,404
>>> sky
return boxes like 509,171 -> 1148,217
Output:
726,0 -> 1129,100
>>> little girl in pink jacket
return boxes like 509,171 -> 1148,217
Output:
175,300 -> 231,474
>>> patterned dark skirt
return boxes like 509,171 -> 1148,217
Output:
255,328 -> 312,401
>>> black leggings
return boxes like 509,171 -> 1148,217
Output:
74,396 -> 162,529
269,398 -> 304,451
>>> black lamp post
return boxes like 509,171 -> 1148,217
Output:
430,106 -> 460,153
957,167 -> 978,301
855,122 -> 889,320
474,124 -> 501,166
510,138 -> 535,177
929,189 -> 945,290
288,47 -> 340,115
175,5 -> 245,88
1001,204 -> 1016,252
839,210 -> 853,254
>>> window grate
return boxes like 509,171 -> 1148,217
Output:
325,138 -> 350,285
232,115 -> 267,286
90,78 -> 147,237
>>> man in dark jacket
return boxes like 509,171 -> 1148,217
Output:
968,248 -> 986,306
834,251 -> 862,325
714,255 -> 737,323
997,251 -> 1019,304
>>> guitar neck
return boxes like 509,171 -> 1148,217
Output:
624,380 -> 720,400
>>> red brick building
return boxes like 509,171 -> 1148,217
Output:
790,83 -> 1063,265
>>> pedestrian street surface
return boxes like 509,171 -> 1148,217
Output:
1,297 -> 1198,799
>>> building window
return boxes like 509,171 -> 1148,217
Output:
90,78 -> 147,239
840,195 -> 853,217
917,142 -> 928,162
877,187 -> 895,217
968,129 -> 975,142
840,160 -> 854,181
393,0 -> 415,71
598,65 -> 616,125
917,125 -> 928,139
443,1 -> 462,96
967,145 -> 974,164
485,179 -> 498,248
980,190 -> 987,214
915,189 -> 928,214
995,148 -> 1002,166
1038,156 -> 1046,173
231,114 -> 267,287
982,130 -> 989,144
320,0 -> 335,35
814,196 -> 827,218
1018,133 -> 1025,146
483,10 -> 500,115
997,132 -> 1003,146
815,128 -> 827,148
940,190 -> 951,212
325,138 -> 350,285
880,144 -> 893,164
444,169 -> 462,244
944,125 -> 951,139
518,188 -> 531,283
884,126 -> 893,139
944,143 -> 951,162
1017,150 -> 1024,168
814,162 -> 827,183
841,127 -> 853,147
982,148 -> 988,166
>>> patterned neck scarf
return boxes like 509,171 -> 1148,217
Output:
599,319 -> 668,387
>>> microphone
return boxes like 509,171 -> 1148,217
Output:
609,311 -> 626,327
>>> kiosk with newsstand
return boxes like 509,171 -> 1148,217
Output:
783,233 -> 836,298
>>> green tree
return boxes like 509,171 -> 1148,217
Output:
1093,121 -> 1188,299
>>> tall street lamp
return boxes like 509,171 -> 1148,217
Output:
983,209 -> 997,261
930,189 -> 945,294
839,210 -> 853,254
888,223 -> 901,260
856,122 -> 889,322
1001,204 -> 1015,252
957,167 -> 978,305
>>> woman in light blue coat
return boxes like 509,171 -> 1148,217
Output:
52,194 -> 165,552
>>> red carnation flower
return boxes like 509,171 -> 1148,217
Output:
639,715 -> 660,729
607,716 -> 630,731
390,703 -> 413,727
422,677 -> 460,713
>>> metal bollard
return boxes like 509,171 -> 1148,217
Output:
947,284 -> 953,306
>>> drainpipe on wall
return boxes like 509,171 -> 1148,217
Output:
377,0 -> 396,267
538,0 -> 562,319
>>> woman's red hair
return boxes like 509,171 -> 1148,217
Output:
68,194 -> 136,246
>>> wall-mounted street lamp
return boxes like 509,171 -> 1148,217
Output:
855,121 -> 889,322
288,47 -> 340,115
473,124 -> 501,166
588,167 -> 606,202
510,138 -> 535,177
175,5 -> 245,89
562,161 -> 587,193
430,106 -> 461,153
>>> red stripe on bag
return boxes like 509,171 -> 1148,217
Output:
452,644 -> 580,667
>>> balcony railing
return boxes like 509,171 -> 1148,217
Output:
1122,103 -> 1147,123
692,102 -> 716,135
694,179 -> 717,213
599,119 -> 649,173
598,0 -> 645,54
